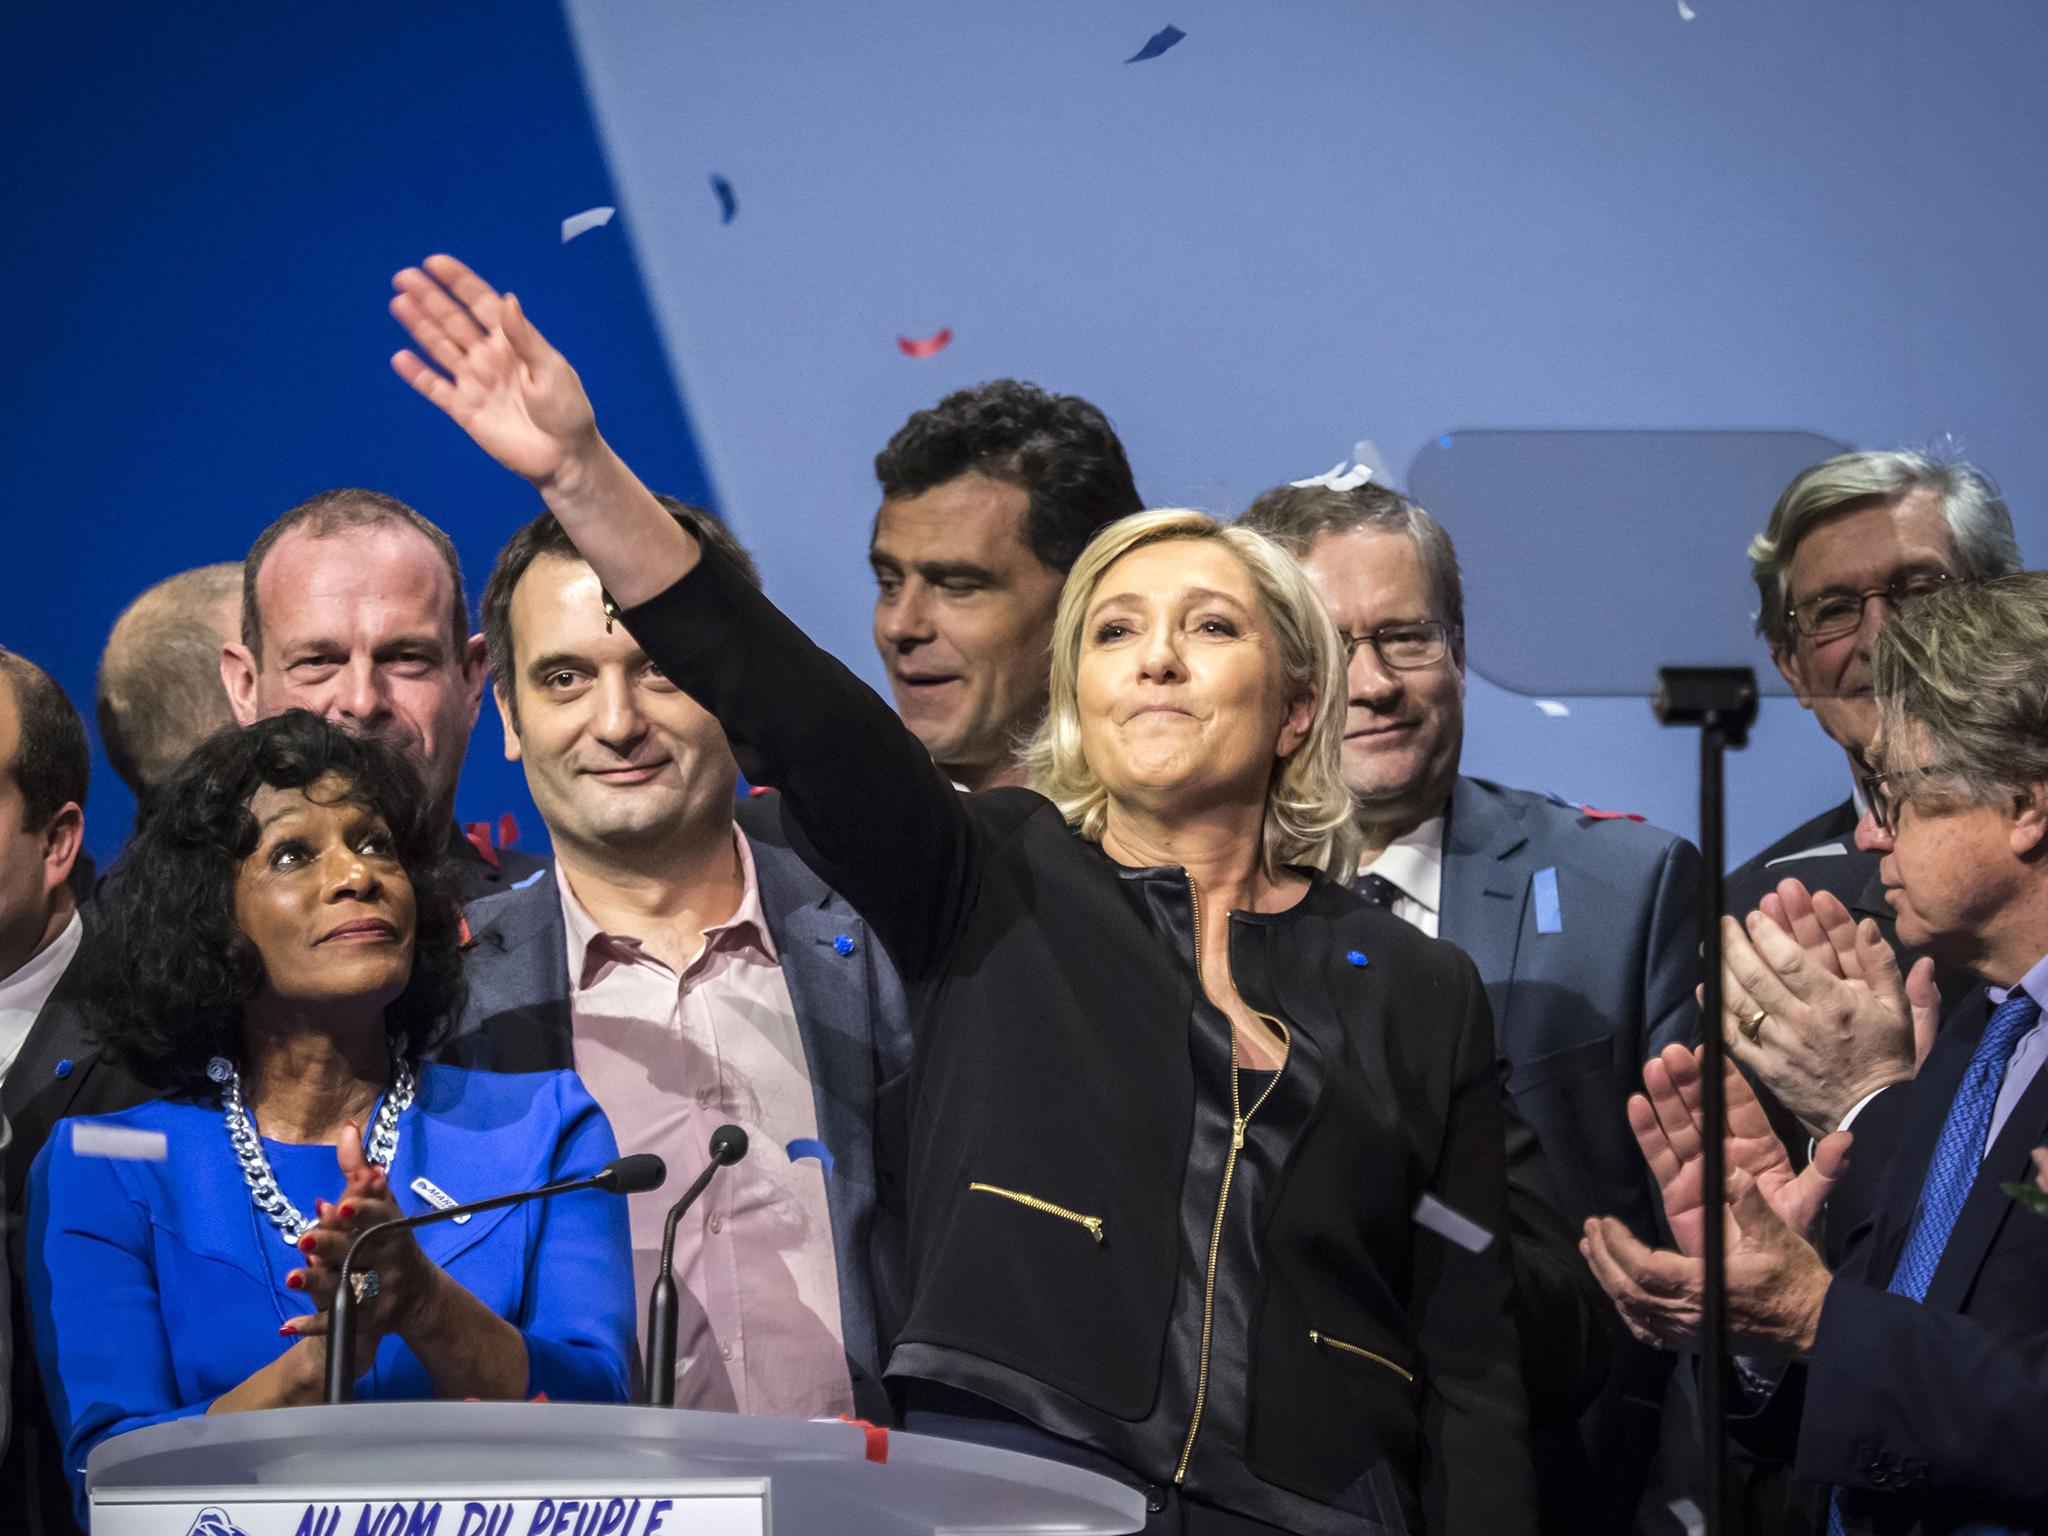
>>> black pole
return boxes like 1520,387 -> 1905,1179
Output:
1653,666 -> 1757,1536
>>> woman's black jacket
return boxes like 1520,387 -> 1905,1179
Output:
620,551 -> 1535,1535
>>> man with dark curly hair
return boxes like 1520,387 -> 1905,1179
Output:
869,381 -> 1142,790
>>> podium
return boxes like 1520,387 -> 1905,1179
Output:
85,1403 -> 1148,1536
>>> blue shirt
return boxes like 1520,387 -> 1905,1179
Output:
1985,951 -> 2048,1152
26,1064 -> 635,1520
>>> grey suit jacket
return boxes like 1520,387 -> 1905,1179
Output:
441,802 -> 913,1419
1441,775 -> 1703,1235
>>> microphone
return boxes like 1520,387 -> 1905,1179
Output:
325,1152 -> 666,1405
644,1125 -> 749,1407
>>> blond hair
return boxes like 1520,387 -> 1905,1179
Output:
1024,509 -> 1358,878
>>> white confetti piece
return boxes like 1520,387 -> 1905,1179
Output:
71,1124 -> 168,1161
1669,1498 -> 1705,1536
1676,0 -> 1696,18
1534,699 -> 1571,718
1413,1193 -> 1494,1254
560,206 -> 616,243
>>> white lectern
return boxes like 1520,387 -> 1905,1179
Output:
85,1404 -> 1147,1536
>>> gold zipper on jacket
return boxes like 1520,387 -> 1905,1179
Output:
1174,873 -> 1290,1485
1309,1329 -> 1415,1383
968,1181 -> 1106,1243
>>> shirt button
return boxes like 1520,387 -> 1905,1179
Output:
1144,1486 -> 1168,1513
720,1343 -> 733,1361
708,1212 -> 724,1234
697,1086 -> 717,1108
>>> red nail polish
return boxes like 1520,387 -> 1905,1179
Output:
286,1272 -> 305,1291
298,1235 -> 316,1253
340,1203 -> 357,1219
280,1324 -> 297,1337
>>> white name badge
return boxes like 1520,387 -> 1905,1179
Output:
90,1483 -> 770,1536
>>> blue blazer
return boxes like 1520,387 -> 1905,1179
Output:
26,1065 -> 634,1519
440,796 -> 914,1421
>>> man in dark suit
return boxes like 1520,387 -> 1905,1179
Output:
219,487 -> 545,902
1242,482 -> 1703,1534
1587,572 -> 2048,1533
1726,450 -> 2018,909
444,503 -> 912,1422
0,650 -> 150,1534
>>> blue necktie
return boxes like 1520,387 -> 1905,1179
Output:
1827,988 -> 2040,1534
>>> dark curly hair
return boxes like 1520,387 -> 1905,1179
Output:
873,379 -> 1143,574
90,711 -> 465,1094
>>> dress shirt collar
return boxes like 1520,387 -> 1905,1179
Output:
1359,812 -> 1446,916
559,827 -> 777,991
0,908 -> 84,1080
1988,950 -> 2048,1009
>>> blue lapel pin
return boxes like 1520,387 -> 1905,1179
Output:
832,934 -> 855,956
1345,950 -> 1370,968
54,1057 -> 73,1078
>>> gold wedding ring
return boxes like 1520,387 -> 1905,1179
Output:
1739,1008 -> 1767,1043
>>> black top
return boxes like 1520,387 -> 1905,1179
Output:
620,550 -> 1533,1535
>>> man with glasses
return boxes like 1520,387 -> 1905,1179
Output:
1727,451 -> 2019,915
1587,573 -> 2048,1534
1242,481 -> 1702,1536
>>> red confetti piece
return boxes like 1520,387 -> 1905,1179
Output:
497,812 -> 520,848
898,328 -> 952,358
747,784 -> 771,797
463,822 -> 501,868
838,1414 -> 890,1463
1580,804 -> 1647,823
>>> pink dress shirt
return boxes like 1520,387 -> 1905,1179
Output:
560,833 -> 854,1418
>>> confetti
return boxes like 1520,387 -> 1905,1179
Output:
1669,1499 -> 1705,1536
898,328 -> 953,359
1126,24 -> 1186,63
1676,0 -> 1697,17
560,206 -> 616,243
1534,700 -> 1571,718
1413,1193 -> 1494,1254
788,1137 -> 836,1175
711,175 -> 738,225
72,1124 -> 168,1161
1533,867 -> 1562,934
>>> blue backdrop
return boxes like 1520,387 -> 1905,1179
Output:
7,0 -> 2045,865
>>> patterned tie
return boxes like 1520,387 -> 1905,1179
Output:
1356,872 -> 1403,911
1827,988 -> 2040,1534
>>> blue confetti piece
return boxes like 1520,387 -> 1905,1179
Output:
1345,950 -> 1370,968
1438,435 -> 1455,448
510,868 -> 547,891
1125,24 -> 1186,63
1533,867 -> 1562,934
711,174 -> 737,225
832,934 -> 855,956
787,1138 -> 835,1174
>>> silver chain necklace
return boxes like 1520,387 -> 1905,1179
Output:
211,1056 -> 416,1245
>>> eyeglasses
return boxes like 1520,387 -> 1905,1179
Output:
1859,762 -> 1956,835
1339,621 -> 1457,671
1786,570 -> 1955,641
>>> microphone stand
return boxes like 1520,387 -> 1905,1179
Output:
1653,665 -> 1758,1536
326,1154 -> 663,1405
645,1126 -> 748,1407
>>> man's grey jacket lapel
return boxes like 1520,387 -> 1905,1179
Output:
1439,775 -> 1536,1013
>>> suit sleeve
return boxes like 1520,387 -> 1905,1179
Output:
26,1125 -> 211,1524
619,548 -> 978,983
1793,1281 -> 2048,1507
518,1074 -> 635,1404
1641,835 -> 1705,1065
1414,955 -> 1537,1535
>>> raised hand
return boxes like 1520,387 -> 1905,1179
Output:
283,1122 -> 437,1349
390,255 -> 599,489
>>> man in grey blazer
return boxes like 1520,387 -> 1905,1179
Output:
444,503 -> 911,1423
1244,482 -> 1703,1536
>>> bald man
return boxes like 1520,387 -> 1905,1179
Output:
96,563 -> 241,816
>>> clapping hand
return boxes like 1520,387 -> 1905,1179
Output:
1716,877 -> 1940,1137
1579,1046 -> 1847,1359
282,1122 -> 439,1350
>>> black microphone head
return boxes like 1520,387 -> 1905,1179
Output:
598,1153 -> 667,1194
709,1124 -> 749,1165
